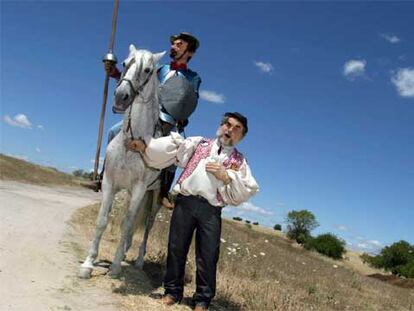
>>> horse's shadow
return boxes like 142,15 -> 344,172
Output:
108,259 -> 164,296
104,259 -> 242,310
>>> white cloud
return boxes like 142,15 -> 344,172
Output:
391,68 -> 414,98
380,33 -> 401,44
199,90 -> 225,104
229,202 -> 273,216
90,157 -> 104,172
254,61 -> 274,73
3,114 -> 32,129
367,240 -> 382,247
343,59 -> 366,79
36,147 -> 41,153
336,225 -> 349,232
5,153 -> 29,161
37,125 -> 44,130
90,157 -> 105,164
347,236 -> 383,253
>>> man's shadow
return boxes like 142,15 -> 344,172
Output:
106,259 -> 242,310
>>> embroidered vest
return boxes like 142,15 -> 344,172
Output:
176,138 -> 245,204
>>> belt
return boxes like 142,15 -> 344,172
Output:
177,194 -> 223,208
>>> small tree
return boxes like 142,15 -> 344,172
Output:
305,233 -> 346,259
273,224 -> 282,231
245,220 -> 251,224
253,222 -> 259,226
286,210 -> 318,244
232,217 -> 243,222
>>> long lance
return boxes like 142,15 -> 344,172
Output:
93,0 -> 120,181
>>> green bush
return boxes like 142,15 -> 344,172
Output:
233,217 -> 243,222
380,240 -> 413,271
395,260 -> 414,278
363,240 -> 414,278
273,224 -> 282,231
296,233 -> 312,245
305,233 -> 346,259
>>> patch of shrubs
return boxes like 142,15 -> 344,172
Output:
253,222 -> 259,226
232,217 -> 243,222
304,233 -> 346,260
273,224 -> 282,231
72,169 -> 93,180
361,240 -> 414,278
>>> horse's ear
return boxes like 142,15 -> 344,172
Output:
129,44 -> 137,53
153,51 -> 166,64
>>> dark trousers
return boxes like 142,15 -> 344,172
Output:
164,195 -> 222,308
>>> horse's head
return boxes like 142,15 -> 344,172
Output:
113,45 -> 165,112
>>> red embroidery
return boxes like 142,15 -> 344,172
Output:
177,138 -> 245,205
177,139 -> 213,184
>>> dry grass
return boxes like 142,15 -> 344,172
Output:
0,153 -> 82,186
71,192 -> 414,311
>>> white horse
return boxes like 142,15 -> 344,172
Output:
79,45 -> 165,278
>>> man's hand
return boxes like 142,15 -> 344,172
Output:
205,162 -> 231,184
104,61 -> 121,80
126,139 -> 146,153
104,61 -> 115,75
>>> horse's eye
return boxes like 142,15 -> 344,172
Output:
144,68 -> 151,74
122,62 -> 126,67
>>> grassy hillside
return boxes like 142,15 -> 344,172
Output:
0,153 -> 81,186
72,192 -> 414,311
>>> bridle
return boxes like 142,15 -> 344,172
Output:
118,58 -> 159,142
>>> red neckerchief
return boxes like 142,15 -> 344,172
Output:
170,61 -> 187,71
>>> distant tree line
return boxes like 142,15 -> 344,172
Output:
72,169 -> 93,180
231,217 -> 258,226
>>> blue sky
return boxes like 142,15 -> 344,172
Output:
1,1 -> 413,252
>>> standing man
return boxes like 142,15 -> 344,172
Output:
99,33 -> 201,205
133,112 -> 259,311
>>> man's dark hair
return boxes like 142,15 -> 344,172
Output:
221,112 -> 248,135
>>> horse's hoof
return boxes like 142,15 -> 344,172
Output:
79,267 -> 93,279
108,264 -> 122,278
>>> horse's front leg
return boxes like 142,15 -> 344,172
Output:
79,176 -> 115,279
134,189 -> 161,269
109,182 -> 146,277
122,191 -> 150,256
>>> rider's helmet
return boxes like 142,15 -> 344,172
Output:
170,32 -> 200,53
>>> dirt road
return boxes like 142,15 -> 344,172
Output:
0,180 -> 125,311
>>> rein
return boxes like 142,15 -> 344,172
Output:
122,70 -> 154,141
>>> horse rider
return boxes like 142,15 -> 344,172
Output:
98,32 -> 201,208
129,112 -> 259,311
